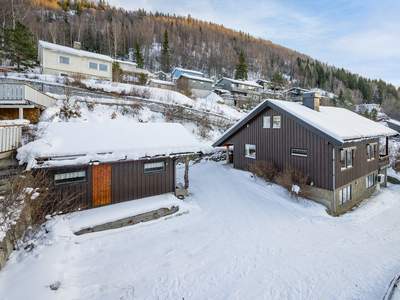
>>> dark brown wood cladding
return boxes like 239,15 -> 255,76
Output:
48,157 -> 175,209
335,138 -> 379,188
225,106 -> 334,190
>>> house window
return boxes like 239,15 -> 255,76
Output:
263,116 -> 271,128
273,116 -> 281,129
291,148 -> 308,157
341,147 -> 355,170
339,185 -> 351,205
59,72 -> 68,77
366,174 -> 374,188
245,144 -> 256,159
143,161 -> 165,174
99,63 -> 108,72
59,55 -> 70,65
89,62 -> 98,69
367,143 -> 377,160
54,170 -> 86,185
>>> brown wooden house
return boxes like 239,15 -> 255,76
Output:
17,122 -> 202,209
213,92 -> 397,215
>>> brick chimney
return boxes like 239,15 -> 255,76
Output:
302,92 -> 321,112
73,41 -> 81,50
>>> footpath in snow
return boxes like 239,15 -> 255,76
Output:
1,161 -> 400,299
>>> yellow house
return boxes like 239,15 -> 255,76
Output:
38,40 -> 113,80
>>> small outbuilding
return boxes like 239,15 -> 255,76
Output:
17,122 -> 203,208
147,78 -> 175,91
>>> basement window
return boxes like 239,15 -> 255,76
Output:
366,174 -> 374,189
54,170 -> 86,185
245,144 -> 256,159
339,185 -> 352,205
143,161 -> 166,174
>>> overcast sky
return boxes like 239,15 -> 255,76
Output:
108,0 -> 400,87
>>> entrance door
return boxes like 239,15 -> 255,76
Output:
92,164 -> 112,206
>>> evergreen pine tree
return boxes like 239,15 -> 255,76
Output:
270,71 -> 285,92
234,51 -> 248,80
1,21 -> 38,71
160,29 -> 170,73
133,42 -> 144,69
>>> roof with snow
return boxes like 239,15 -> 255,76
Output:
178,74 -> 213,83
148,78 -> 175,86
0,119 -> 30,127
172,68 -> 203,76
38,40 -> 114,62
218,78 -> 262,88
17,122 -> 203,169
213,99 -> 398,147
114,59 -> 137,66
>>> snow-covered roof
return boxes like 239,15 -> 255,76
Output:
114,59 -> 137,66
148,78 -> 175,86
178,74 -> 213,83
213,99 -> 397,147
218,78 -> 262,88
39,40 -> 114,62
17,122 -> 203,169
172,68 -> 203,76
0,119 -> 29,127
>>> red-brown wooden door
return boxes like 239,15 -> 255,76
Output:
92,164 -> 112,206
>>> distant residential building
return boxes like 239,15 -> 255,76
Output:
256,79 -> 271,90
38,40 -> 113,80
154,71 -> 168,81
172,68 -> 203,80
214,78 -> 262,106
282,87 -> 310,101
147,78 -> 175,91
176,74 -> 213,98
115,60 -> 156,79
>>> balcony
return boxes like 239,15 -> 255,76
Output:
379,155 -> 390,169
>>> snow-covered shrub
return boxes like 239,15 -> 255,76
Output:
247,160 -> 277,183
276,167 -> 310,198
57,96 -> 82,121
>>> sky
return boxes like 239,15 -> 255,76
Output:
108,0 -> 400,88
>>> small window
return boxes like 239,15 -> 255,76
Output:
366,174 -> 374,188
99,63 -> 108,71
54,170 -> 86,185
144,161 -> 165,174
291,148 -> 308,157
273,116 -> 281,129
263,116 -> 271,128
60,72 -> 68,77
339,185 -> 351,205
341,148 -> 355,170
347,150 -> 353,167
245,144 -> 256,159
367,144 -> 377,160
89,62 -> 98,69
59,55 -> 70,64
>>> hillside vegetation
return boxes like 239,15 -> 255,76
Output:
1,0 -> 400,118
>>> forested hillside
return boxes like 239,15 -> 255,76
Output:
1,0 -> 400,117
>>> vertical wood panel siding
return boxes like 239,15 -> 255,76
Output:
111,158 -> 175,204
225,107 -> 334,190
335,138 -> 379,188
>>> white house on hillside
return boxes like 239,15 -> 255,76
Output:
38,40 -> 113,80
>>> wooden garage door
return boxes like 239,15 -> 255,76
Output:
92,164 -> 111,206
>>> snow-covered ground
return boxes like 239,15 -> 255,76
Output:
1,160 -> 400,299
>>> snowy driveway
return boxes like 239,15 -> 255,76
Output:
1,161 -> 400,299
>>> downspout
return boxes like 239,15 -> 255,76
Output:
332,147 -> 336,215
173,157 -> 177,197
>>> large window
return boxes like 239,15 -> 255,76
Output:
88,62 -> 108,72
59,55 -> 70,65
291,148 -> 308,157
367,143 -> 377,160
54,170 -> 86,185
89,62 -> 98,69
99,63 -> 108,72
245,144 -> 256,159
341,147 -> 355,170
273,116 -> 281,129
143,161 -> 165,174
339,185 -> 351,205
263,116 -> 271,128
366,174 -> 374,188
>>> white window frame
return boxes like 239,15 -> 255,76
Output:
58,55 -> 71,65
273,116 -> 281,129
339,185 -> 351,205
99,63 -> 108,72
366,174 -> 374,188
263,116 -> 271,129
143,161 -> 166,174
245,144 -> 256,159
